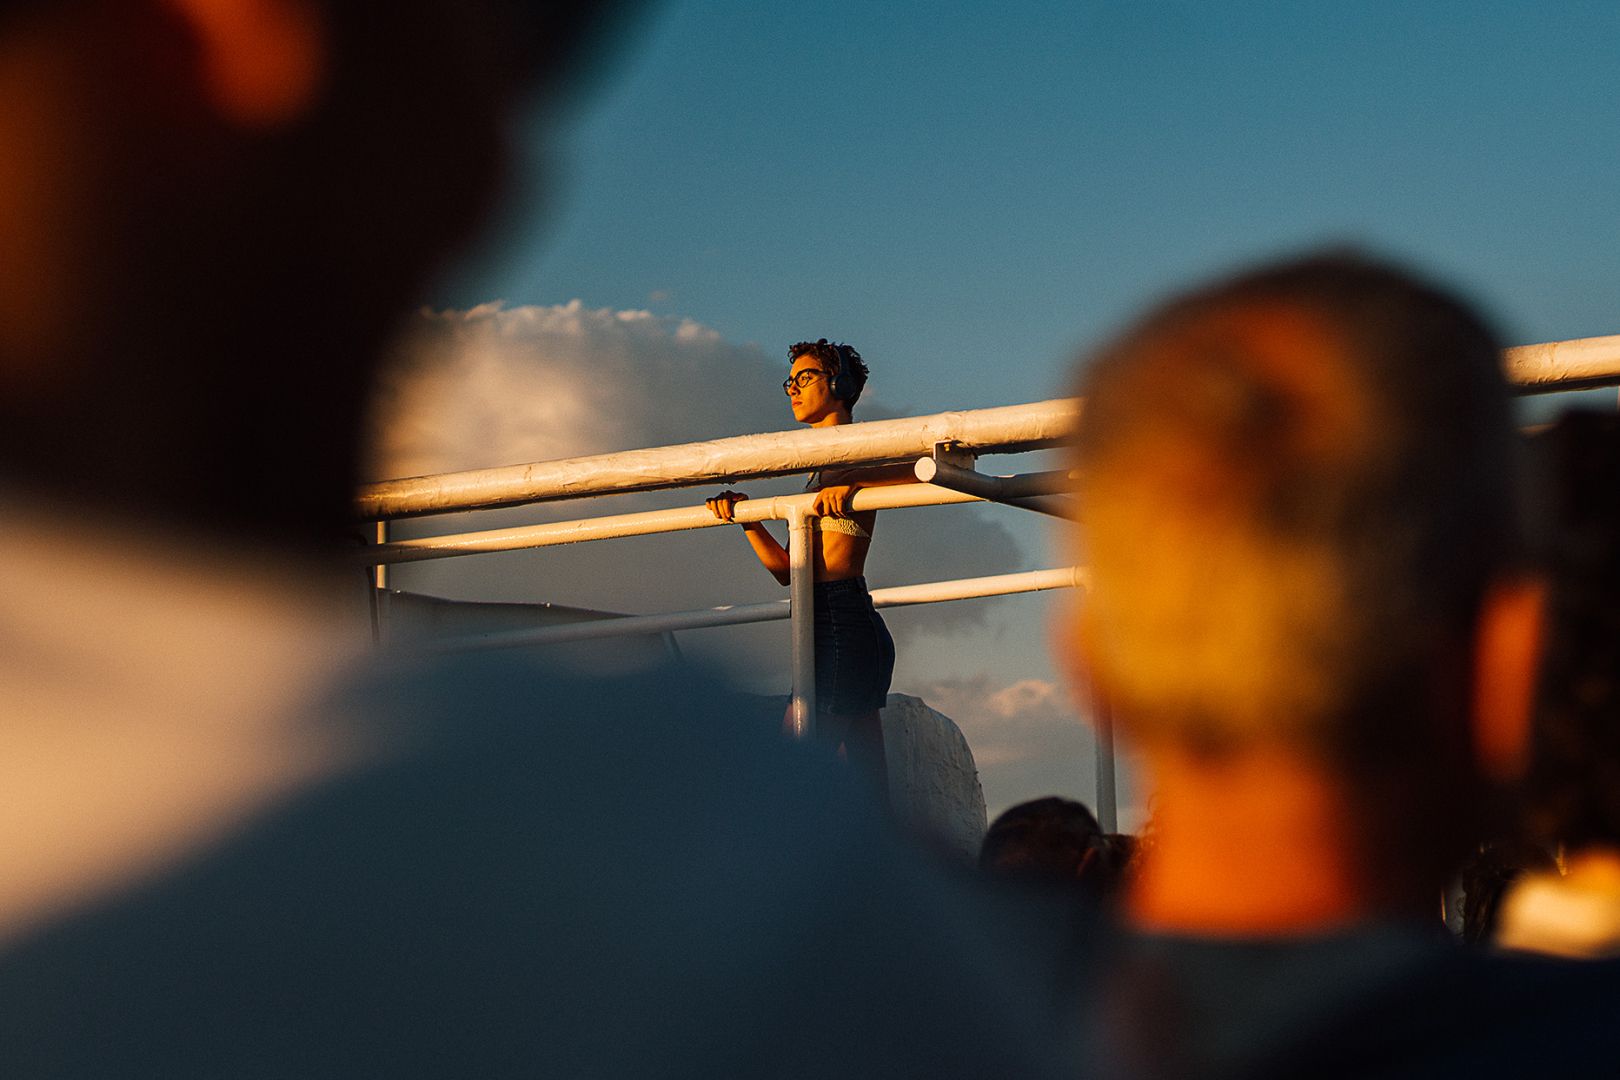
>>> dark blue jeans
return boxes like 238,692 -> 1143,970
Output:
812,577 -> 895,717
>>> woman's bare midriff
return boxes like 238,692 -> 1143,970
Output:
813,513 -> 877,582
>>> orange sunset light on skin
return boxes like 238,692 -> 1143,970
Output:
164,0 -> 327,127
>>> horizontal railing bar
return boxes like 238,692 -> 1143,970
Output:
357,335 -> 1620,522
871,566 -> 1085,606
1504,334 -> 1620,395
912,459 -> 1078,520
425,566 -> 1086,653
357,398 -> 1080,520
360,483 -> 983,566
972,467 -> 1075,499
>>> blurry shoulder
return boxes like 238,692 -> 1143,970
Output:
0,644 -> 1085,1079
1083,924 -> 1620,1079
1497,866 -> 1620,959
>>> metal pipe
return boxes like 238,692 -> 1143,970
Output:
357,398 -> 1082,520
373,521 -> 390,589
787,509 -> 816,739
366,573 -> 384,646
434,597 -> 793,647
1092,690 -> 1118,833
355,337 -> 1620,522
870,566 -> 1084,607
360,483 -> 981,567
913,458 -> 1079,520
1503,334 -> 1620,395
425,566 -> 1083,652
913,460 -> 1072,499
368,520 -> 388,644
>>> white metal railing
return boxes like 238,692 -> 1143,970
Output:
358,398 -> 1101,812
1503,334 -> 1620,394
357,333 -> 1620,831
357,398 -> 1079,519
427,567 -> 1087,653
367,483 -> 983,565
356,335 -> 1620,523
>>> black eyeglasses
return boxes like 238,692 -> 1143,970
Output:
783,370 -> 834,394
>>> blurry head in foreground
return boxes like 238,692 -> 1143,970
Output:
1065,251 -> 1541,931
980,797 -> 1133,897
0,0 -> 638,945
0,0 -> 627,542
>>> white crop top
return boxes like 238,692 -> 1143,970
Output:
816,516 -> 871,539
804,472 -> 873,539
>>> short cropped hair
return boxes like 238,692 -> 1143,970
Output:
1074,251 -> 1518,762
790,339 -> 869,410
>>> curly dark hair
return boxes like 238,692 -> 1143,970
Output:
1523,411 -> 1620,849
789,339 -> 869,410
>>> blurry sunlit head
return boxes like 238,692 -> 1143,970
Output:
1068,251 -> 1518,765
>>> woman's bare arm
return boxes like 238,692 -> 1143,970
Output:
811,462 -> 918,517
706,490 -> 791,586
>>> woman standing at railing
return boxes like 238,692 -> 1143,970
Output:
706,339 -> 911,801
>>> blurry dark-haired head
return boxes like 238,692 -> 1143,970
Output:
1064,251 -> 1540,930
0,0 -> 633,544
980,797 -> 1134,898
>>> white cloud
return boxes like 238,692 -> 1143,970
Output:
919,676 -> 1083,766
367,300 -> 785,479
908,673 -> 1142,823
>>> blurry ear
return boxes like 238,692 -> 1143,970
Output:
1472,575 -> 1547,784
162,0 -> 327,128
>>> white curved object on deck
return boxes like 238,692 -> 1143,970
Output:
880,695 -> 988,863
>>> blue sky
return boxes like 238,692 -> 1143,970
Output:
453,1 -> 1620,406
402,1 -> 1620,819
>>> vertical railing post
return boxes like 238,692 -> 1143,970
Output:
369,520 -> 390,646
374,520 -> 390,590
1092,688 -> 1118,832
787,507 -> 816,739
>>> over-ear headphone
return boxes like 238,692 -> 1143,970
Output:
825,339 -> 857,402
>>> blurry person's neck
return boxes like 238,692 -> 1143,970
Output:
1126,744 -> 1424,936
